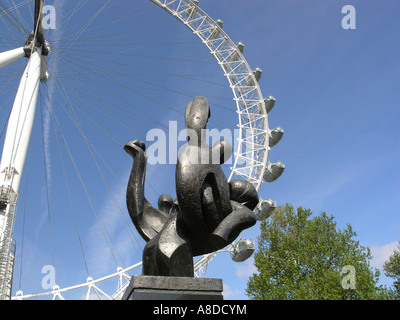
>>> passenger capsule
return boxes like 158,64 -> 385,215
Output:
186,0 -> 199,20
269,126 -> 284,147
231,239 -> 255,262
254,199 -> 277,221
246,67 -> 262,86
229,42 -> 244,62
264,96 -> 276,114
264,161 -> 285,183
258,96 -> 276,115
210,19 -> 223,40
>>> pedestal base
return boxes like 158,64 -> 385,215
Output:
122,276 -> 224,300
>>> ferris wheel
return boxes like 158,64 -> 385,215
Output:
0,0 -> 285,300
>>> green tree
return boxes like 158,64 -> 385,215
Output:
246,204 -> 394,300
383,241 -> 400,299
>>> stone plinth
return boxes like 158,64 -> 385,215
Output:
122,275 -> 223,300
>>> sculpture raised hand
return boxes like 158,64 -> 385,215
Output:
125,96 -> 258,277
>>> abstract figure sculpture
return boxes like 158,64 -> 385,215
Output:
125,96 -> 259,277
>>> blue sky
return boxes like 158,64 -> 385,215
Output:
0,0 -> 399,300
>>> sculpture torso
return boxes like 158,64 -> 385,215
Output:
176,142 -> 232,255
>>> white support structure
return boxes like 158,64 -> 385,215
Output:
13,262 -> 143,300
0,48 -> 42,197
0,47 -> 25,70
0,49 -> 42,300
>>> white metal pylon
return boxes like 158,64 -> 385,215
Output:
0,48 -> 25,70
0,0 -> 47,300
0,49 -> 42,195
0,48 -> 42,300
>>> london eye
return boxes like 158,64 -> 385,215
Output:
0,0 -> 284,300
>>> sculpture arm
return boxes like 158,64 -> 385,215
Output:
125,140 -> 168,242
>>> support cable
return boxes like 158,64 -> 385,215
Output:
48,76 -> 122,270
41,83 -> 91,277
40,94 -> 56,271
0,0 -> 29,37
47,71 -> 145,262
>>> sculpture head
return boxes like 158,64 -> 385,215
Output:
185,96 -> 210,144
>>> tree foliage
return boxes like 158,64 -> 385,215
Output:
246,204 -> 394,300
383,241 -> 400,299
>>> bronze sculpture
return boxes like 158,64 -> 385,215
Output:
125,96 -> 259,277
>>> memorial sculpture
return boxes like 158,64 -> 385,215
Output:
124,96 -> 259,278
